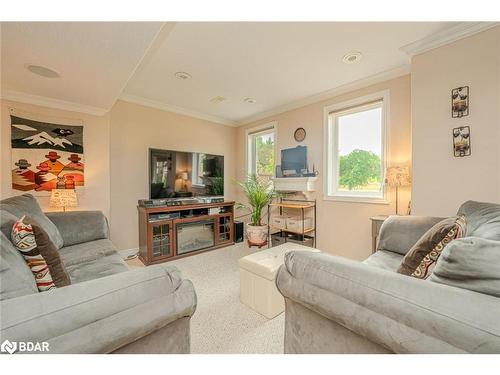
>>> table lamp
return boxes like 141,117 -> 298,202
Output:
385,166 -> 411,215
178,172 -> 189,191
50,189 -> 78,212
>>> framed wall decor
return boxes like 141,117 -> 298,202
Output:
10,109 -> 84,194
451,86 -> 469,118
452,126 -> 471,157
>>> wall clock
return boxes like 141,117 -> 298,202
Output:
294,127 -> 306,142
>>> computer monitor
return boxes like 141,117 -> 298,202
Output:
281,146 -> 307,175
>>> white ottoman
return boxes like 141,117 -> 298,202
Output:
239,243 -> 320,319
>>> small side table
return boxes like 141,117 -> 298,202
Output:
369,215 -> 389,253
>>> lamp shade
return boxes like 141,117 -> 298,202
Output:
50,189 -> 78,209
179,172 -> 188,180
385,166 -> 411,187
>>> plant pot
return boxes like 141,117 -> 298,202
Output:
246,223 -> 268,246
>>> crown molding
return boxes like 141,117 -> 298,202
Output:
0,89 -> 108,116
237,64 -> 410,126
400,22 -> 499,57
119,94 -> 237,127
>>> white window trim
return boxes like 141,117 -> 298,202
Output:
245,121 -> 278,176
323,90 -> 390,204
191,153 -> 205,188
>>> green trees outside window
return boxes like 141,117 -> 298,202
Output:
338,149 -> 382,191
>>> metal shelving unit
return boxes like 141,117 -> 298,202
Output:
267,197 -> 317,248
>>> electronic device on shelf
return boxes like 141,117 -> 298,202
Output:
138,196 -> 225,208
281,146 -> 307,175
148,212 -> 181,222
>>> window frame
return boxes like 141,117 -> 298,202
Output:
245,121 -> 278,177
323,90 -> 390,204
191,153 -> 206,188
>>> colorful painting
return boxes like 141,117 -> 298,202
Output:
11,113 -> 84,193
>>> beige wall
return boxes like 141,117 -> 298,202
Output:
109,100 -> 237,250
411,26 -> 500,216
0,99 -> 111,216
236,75 -> 412,261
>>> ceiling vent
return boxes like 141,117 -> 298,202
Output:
210,96 -> 226,104
342,52 -> 362,64
26,64 -> 60,78
174,71 -> 192,80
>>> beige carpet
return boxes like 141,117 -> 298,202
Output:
127,243 -> 285,354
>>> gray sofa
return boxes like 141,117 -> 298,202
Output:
0,194 -> 197,354
276,201 -> 500,354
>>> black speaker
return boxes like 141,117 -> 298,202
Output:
234,221 -> 244,243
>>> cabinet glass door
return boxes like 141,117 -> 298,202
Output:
218,215 -> 232,243
151,221 -> 173,259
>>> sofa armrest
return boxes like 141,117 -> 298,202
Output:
0,264 -> 197,353
276,251 -> 500,353
377,215 -> 444,255
46,211 -> 109,246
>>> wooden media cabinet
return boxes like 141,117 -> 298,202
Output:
137,201 -> 235,265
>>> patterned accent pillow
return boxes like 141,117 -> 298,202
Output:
397,216 -> 465,276
11,215 -> 70,291
411,215 -> 466,279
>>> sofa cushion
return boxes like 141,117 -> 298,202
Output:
376,216 -> 445,255
1,194 -> 64,249
65,252 -> 129,284
397,216 -> 465,277
58,239 -> 128,283
429,237 -> 500,297
0,232 -> 38,301
0,210 -> 18,239
362,250 -> 403,272
24,216 -> 71,287
59,238 -> 120,267
457,200 -> 500,240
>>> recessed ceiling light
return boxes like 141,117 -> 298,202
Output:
26,64 -> 60,78
210,96 -> 226,104
175,71 -> 192,80
342,52 -> 362,64
244,97 -> 256,104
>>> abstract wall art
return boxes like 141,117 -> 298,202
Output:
10,109 -> 84,194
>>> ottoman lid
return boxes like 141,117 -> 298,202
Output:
239,243 -> 319,280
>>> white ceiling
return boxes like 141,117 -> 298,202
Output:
1,22 -> 162,110
1,22 -> 495,124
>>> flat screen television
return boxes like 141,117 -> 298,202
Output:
149,148 -> 224,199
281,146 -> 307,175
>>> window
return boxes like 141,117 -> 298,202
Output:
246,122 -> 276,178
192,153 -> 206,187
324,91 -> 388,202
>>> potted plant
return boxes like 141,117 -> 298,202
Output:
237,174 -> 274,247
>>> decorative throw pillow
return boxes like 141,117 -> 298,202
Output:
397,216 -> 466,277
11,215 -> 71,291
411,215 -> 466,279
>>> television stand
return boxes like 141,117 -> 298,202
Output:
137,201 -> 235,265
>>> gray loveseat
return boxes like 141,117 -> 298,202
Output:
276,200 -> 500,354
0,194 -> 196,354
